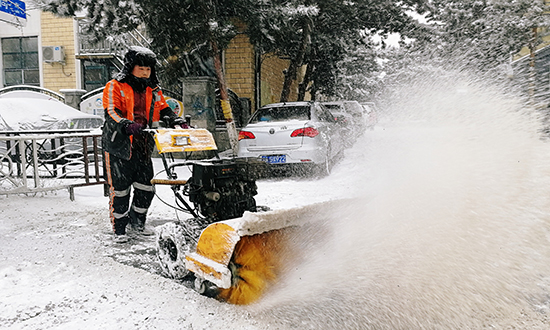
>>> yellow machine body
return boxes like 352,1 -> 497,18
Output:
153,128 -> 218,154
151,128 -> 334,305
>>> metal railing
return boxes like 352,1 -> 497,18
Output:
77,19 -> 153,57
0,130 -> 108,200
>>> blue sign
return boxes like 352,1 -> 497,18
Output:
0,0 -> 26,24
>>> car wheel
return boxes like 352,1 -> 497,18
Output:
317,152 -> 332,177
156,222 -> 193,279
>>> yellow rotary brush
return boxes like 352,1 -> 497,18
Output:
217,229 -> 291,305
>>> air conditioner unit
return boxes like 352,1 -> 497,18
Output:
42,46 -> 65,63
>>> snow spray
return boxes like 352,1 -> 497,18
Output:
250,72 -> 550,329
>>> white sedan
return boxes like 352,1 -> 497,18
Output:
237,101 -> 345,176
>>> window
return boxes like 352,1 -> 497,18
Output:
2,37 -> 39,87
317,104 -> 336,123
249,105 -> 311,123
82,60 -> 118,92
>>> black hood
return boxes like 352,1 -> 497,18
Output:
115,46 -> 159,88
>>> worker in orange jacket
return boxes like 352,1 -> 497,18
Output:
102,46 -> 186,243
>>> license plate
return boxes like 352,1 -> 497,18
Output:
261,155 -> 286,164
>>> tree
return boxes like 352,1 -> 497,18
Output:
39,0 -> 428,104
410,0 -> 550,76
242,0 -> 428,101
371,0 -> 550,125
331,40 -> 384,101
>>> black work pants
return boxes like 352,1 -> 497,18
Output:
105,151 -> 155,235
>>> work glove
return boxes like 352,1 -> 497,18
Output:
171,117 -> 189,129
125,122 -> 145,135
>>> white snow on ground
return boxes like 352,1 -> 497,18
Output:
4,83 -> 550,328
0,125 -> 377,330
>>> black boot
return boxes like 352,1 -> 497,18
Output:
129,208 -> 154,236
113,215 -> 130,243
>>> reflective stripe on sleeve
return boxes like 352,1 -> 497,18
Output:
107,82 -> 124,122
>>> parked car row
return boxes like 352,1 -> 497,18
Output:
360,101 -> 379,130
237,100 -> 378,177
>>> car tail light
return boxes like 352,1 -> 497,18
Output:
238,130 -> 255,140
291,127 -> 319,138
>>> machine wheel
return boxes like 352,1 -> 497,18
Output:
317,151 -> 332,177
194,277 -> 220,298
156,222 -> 194,279
217,228 -> 293,305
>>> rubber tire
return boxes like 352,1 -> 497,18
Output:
194,277 -> 220,298
156,222 -> 192,279
317,152 -> 332,177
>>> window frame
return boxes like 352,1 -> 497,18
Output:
2,36 -> 40,87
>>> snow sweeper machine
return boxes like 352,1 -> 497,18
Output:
148,127 -> 320,305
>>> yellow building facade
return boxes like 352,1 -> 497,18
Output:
40,12 -> 79,91
224,28 -> 306,110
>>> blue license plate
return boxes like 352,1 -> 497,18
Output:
261,155 -> 286,164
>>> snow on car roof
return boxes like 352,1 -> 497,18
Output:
0,97 -> 103,131
0,90 -> 65,101
260,101 -> 313,108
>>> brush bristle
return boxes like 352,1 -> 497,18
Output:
217,229 -> 290,305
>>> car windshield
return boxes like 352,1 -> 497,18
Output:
323,104 -> 342,111
249,105 -> 310,123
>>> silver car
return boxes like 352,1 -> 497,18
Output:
322,100 -> 366,134
237,101 -> 345,175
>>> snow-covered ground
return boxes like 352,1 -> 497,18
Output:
4,84 -> 550,329
0,123 -> 378,330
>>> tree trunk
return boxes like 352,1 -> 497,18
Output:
280,19 -> 312,102
297,56 -> 314,101
529,27 -> 537,106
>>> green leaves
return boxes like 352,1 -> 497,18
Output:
40,0 -> 429,99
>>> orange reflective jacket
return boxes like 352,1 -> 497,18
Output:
102,79 -> 176,160
103,79 -> 169,127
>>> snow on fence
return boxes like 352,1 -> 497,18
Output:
0,130 -> 108,200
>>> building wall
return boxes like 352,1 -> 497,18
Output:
224,32 -> 256,107
224,19 -> 308,112
40,12 -> 78,92
0,8 -> 41,88
225,33 -> 305,111
0,9 -> 41,38
260,54 -> 292,106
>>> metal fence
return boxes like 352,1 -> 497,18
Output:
0,130 -> 108,200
